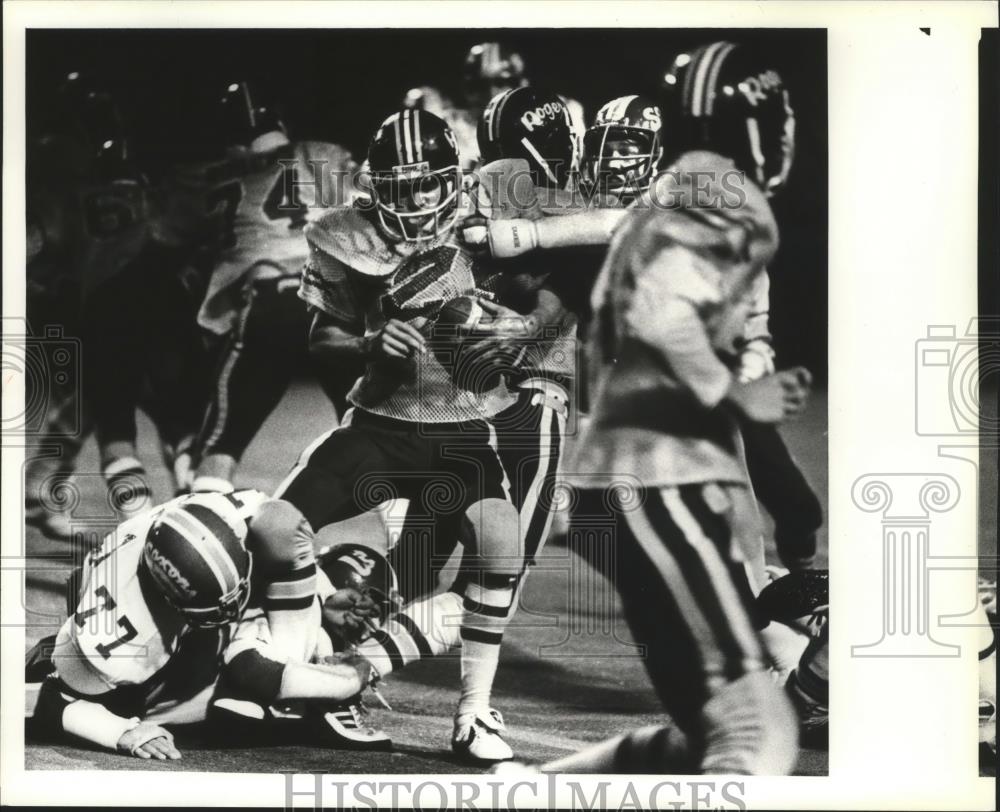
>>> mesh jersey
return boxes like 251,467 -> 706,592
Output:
299,205 -> 514,423
198,141 -> 359,334
568,151 -> 780,488
51,489 -> 267,722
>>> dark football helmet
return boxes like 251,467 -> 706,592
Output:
217,80 -> 289,154
366,109 -> 462,242
317,543 -> 403,625
661,41 -> 796,195
583,94 -> 663,201
463,42 -> 527,107
54,71 -> 134,181
142,493 -> 253,628
477,86 -> 576,189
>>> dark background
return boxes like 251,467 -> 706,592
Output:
26,28 -> 828,380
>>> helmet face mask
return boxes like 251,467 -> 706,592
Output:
168,559 -> 253,629
367,110 -> 462,242
584,95 -> 663,202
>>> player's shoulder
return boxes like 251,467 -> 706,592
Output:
305,204 -> 402,278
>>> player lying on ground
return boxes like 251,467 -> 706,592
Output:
25,490 -> 375,760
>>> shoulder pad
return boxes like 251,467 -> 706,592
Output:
305,206 -> 401,278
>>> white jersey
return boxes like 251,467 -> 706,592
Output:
52,489 -> 268,722
198,141 -> 360,335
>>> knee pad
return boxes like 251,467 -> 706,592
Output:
463,498 -> 522,574
700,670 -> 799,775
247,499 -> 316,575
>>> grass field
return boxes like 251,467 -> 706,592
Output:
22,379 -> 829,774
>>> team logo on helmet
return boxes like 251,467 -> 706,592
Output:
142,493 -> 253,628
584,94 -> 664,201
477,86 -> 576,189
661,41 -> 796,195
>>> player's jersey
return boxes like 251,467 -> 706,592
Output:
567,151 -> 780,488
299,205 -> 515,423
198,141 -> 359,335
51,489 -> 268,722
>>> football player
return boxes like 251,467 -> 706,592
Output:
488,44 -> 811,774
27,489 -> 342,759
272,108 -> 549,762
24,73 -> 205,536
189,81 -> 363,494
582,94 -> 664,205
660,41 -> 824,574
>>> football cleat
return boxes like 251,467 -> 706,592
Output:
315,696 -> 392,750
366,109 -> 462,242
786,668 -> 828,749
661,41 -> 796,195
452,708 -> 514,763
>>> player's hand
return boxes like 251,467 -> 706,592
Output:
471,298 -> 538,340
321,587 -> 382,644
318,650 -> 376,689
117,722 -> 181,760
727,369 -> 811,423
364,318 -> 426,361
457,213 -> 490,252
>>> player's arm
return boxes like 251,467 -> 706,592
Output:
736,271 -> 776,382
309,309 -> 427,364
461,208 -> 628,259
623,245 -> 808,422
221,610 -> 371,704
37,622 -> 180,760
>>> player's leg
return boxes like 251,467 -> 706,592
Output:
356,590 -> 464,677
561,484 -> 798,775
80,262 -> 154,516
433,421 -> 524,762
192,271 -> 312,493
742,420 -> 823,571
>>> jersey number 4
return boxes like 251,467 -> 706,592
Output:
74,585 -> 138,659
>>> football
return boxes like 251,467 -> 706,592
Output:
431,295 -> 504,393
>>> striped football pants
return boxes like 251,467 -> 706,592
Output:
571,481 -> 767,734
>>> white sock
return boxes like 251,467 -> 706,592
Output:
357,591 -> 463,676
457,573 -> 518,718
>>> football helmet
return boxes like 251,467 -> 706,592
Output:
217,80 -> 290,154
55,72 -> 133,181
142,493 -> 253,628
478,86 -> 576,188
661,41 -> 796,195
366,109 -> 462,242
463,42 -> 527,107
583,95 -> 663,200
317,543 -> 403,625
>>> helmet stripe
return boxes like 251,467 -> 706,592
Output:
691,41 -> 726,116
492,89 -> 514,142
181,504 -> 245,588
703,42 -> 736,116
392,113 -> 405,165
241,82 -> 256,128
159,513 -> 230,595
401,109 -> 414,164
412,108 -> 423,162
